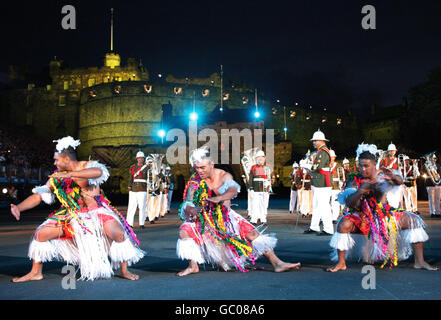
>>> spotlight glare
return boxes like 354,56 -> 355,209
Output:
158,129 -> 166,138
254,111 -> 260,118
190,112 -> 198,121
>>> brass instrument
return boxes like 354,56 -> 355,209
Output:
149,154 -> 165,192
376,149 -> 388,170
421,151 -> 441,185
398,154 -> 407,180
240,148 -> 259,187
336,166 -> 345,188
411,159 -> 420,178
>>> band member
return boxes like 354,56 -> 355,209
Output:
159,164 -> 168,218
127,151 -> 148,229
249,150 -> 271,224
329,149 -> 342,223
342,158 -> 350,176
304,129 -> 333,236
379,142 -> 402,208
298,157 -> 313,216
327,143 -> 438,272
164,166 -> 175,213
289,162 -> 301,213
10,136 -> 145,282
424,153 -> 441,218
401,156 -> 419,214
176,147 -> 301,276
145,156 -> 158,224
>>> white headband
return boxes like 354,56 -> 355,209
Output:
53,136 -> 81,153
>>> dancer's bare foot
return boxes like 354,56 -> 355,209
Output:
177,265 -> 199,277
274,262 -> 301,272
414,261 -> 439,271
326,263 -> 347,272
121,270 -> 140,280
11,271 -> 43,283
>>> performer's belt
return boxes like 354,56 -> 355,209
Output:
318,169 -> 331,187
134,179 -> 147,183
253,178 -> 266,181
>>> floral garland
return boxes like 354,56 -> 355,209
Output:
47,173 -> 140,246
180,172 -> 255,272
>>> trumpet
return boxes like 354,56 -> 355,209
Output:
421,151 -> 441,185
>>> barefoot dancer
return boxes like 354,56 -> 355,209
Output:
176,147 -> 300,276
327,143 -> 438,272
10,137 -> 145,282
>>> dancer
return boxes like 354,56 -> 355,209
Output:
327,143 -> 438,272
176,147 -> 300,276
10,137 -> 145,282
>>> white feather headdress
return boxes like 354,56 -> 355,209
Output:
355,142 -> 379,159
53,136 -> 81,153
189,146 -> 210,167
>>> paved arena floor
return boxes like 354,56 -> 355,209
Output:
0,199 -> 440,300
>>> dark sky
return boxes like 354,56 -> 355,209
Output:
1,0 -> 440,112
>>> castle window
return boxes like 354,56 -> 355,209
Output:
113,85 -> 122,94
58,95 -> 67,106
144,84 -> 152,93
174,87 -> 183,95
64,81 -> 69,90
89,90 -> 97,98
242,97 -> 249,104
202,89 -> 210,97
337,118 -> 342,125
290,111 -> 296,118
88,78 -> 96,87
223,93 -> 230,101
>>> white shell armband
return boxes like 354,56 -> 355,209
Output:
32,185 -> 55,205
86,161 -> 110,186
218,180 -> 241,198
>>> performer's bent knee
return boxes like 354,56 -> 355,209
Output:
245,230 -> 259,241
34,226 -> 63,242
337,218 -> 354,234
179,230 -> 190,239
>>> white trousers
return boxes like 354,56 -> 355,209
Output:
310,186 -> 333,234
386,185 -> 403,208
289,190 -> 298,212
403,186 -> 418,212
298,189 -> 312,215
250,192 -> 268,223
160,193 -> 168,216
147,194 -> 160,222
427,186 -> 441,215
167,190 -> 173,210
247,189 -> 254,217
330,189 -> 342,221
127,191 -> 147,226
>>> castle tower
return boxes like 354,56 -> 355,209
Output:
104,8 -> 121,69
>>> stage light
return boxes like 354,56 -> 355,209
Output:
158,129 -> 166,138
190,112 -> 198,121
2,188 -> 7,194
284,127 -> 288,132
254,111 -> 260,118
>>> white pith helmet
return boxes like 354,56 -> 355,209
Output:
136,151 -> 145,158
388,142 -> 397,151
310,129 -> 329,142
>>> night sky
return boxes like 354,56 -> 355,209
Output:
1,0 -> 440,112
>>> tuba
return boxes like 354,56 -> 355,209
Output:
421,151 -> 441,185
241,148 -> 259,186
149,154 -> 165,192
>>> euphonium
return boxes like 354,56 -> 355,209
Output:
421,151 -> 441,185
